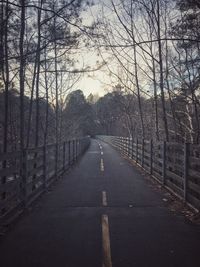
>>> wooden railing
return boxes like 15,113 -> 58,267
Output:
0,137 -> 90,224
98,135 -> 200,211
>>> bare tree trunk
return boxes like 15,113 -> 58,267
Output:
9,98 -> 17,151
35,0 -> 43,148
58,73 -> 64,143
164,35 -> 178,140
152,57 -> 159,140
147,2 -> 159,140
3,0 -> 9,155
43,33 -> 49,188
0,2 -> 3,77
1,0 -> 9,193
54,13 -> 59,176
156,0 -> 169,141
133,44 -> 145,138
129,0 -> 145,138
43,31 -> 49,147
184,45 -> 199,143
26,57 -> 37,148
19,0 -> 26,152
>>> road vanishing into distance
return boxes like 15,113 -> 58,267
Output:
0,139 -> 200,267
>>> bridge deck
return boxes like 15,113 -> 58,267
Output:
0,139 -> 200,267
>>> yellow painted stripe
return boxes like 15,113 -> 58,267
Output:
101,158 -> 104,171
102,191 -> 107,206
102,215 -> 112,267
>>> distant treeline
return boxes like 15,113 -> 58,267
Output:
0,89 -> 95,152
92,88 -> 200,143
1,87 -> 199,152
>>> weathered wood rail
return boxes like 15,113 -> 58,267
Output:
0,137 -> 90,224
98,135 -> 200,211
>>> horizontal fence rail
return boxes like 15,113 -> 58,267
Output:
98,135 -> 200,211
0,137 -> 90,224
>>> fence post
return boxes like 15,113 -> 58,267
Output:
127,138 -> 129,157
77,140 -> 79,158
22,149 -> 28,207
136,138 -> 138,163
125,138 -> 126,154
55,143 -> 58,177
184,143 -> 189,202
128,138 -> 130,156
79,139 -> 83,155
142,138 -> 144,167
43,145 -> 47,190
131,137 -> 134,159
128,138 -> 130,157
63,142 -> 66,171
127,138 -> 129,156
68,140 -> 71,166
150,139 -> 153,175
74,139 -> 76,161
76,139 -> 78,160
162,141 -> 166,185
72,140 -> 75,163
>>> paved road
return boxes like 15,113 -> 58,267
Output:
0,139 -> 200,267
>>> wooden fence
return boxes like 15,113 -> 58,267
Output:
0,137 -> 90,224
98,135 -> 200,211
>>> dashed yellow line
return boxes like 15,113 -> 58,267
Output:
102,191 -> 107,206
102,215 -> 112,267
101,158 -> 104,171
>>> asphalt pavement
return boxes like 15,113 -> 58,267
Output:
0,138 -> 200,267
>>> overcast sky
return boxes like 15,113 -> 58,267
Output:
74,1 -> 113,97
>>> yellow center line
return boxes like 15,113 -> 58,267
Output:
102,191 -> 107,206
102,215 -> 112,267
101,158 -> 104,171
101,151 -> 104,155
